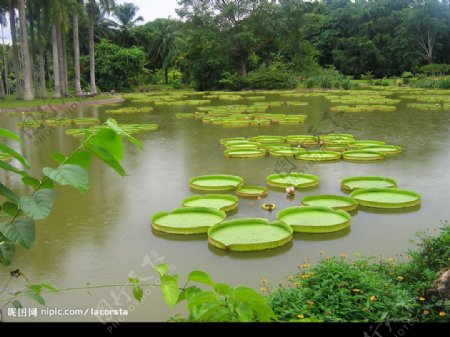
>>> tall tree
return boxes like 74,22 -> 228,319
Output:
51,22 -> 61,97
18,0 -> 34,100
73,0 -> 83,96
36,0 -> 47,97
0,5 -> 6,98
87,0 -> 116,94
112,2 -> 143,47
150,19 -> 178,84
8,0 -> 23,99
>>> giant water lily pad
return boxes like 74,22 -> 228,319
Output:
276,206 -> 351,233
342,150 -> 385,162
181,194 -> 238,212
251,135 -> 286,144
224,148 -> 266,158
301,195 -> 358,212
361,145 -> 402,155
286,135 -> 317,146
236,186 -> 268,198
341,176 -> 397,191
190,174 -> 244,191
351,188 -> 421,209
270,148 -> 304,157
266,173 -> 319,189
220,137 -> 247,145
208,218 -> 293,251
225,142 -> 261,149
348,140 -> 385,149
297,151 -> 341,162
151,207 -> 226,234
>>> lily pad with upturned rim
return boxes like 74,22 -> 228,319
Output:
276,206 -> 351,233
181,194 -> 238,212
301,195 -> 358,212
208,218 -> 293,251
250,135 -> 286,144
189,174 -> 244,191
270,148 -> 304,157
297,151 -> 341,162
151,207 -> 227,234
341,176 -> 397,192
348,140 -> 386,149
224,148 -> 266,158
266,173 -> 319,189
342,150 -> 385,162
236,186 -> 268,198
351,188 -> 421,209
360,145 -> 402,155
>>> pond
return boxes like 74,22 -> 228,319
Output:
1,89 -> 450,322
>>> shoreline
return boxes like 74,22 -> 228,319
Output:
0,97 -> 124,114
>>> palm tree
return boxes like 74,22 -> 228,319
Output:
0,5 -> 6,99
87,0 -> 116,94
35,0 -> 47,98
18,0 -> 34,100
8,0 -> 23,99
112,2 -> 143,47
150,20 -> 178,84
72,0 -> 83,96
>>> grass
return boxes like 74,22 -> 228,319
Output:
0,94 -> 115,110
266,223 -> 450,322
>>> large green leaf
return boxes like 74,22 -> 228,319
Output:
0,182 -> 20,203
22,177 -> 41,189
88,128 -> 123,162
0,218 -> 36,249
0,128 -> 20,142
0,160 -> 29,177
106,119 -> 143,149
2,201 -> 20,217
187,291 -> 218,311
51,151 -> 66,164
19,189 -> 55,220
160,275 -> 180,308
43,164 -> 89,192
188,270 -> 215,287
0,240 -> 15,266
155,263 -> 168,277
85,142 -> 125,176
66,151 -> 92,170
25,289 -> 45,306
236,303 -> 253,322
0,143 -> 30,168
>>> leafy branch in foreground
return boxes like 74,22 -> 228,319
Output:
0,119 -> 142,266
151,263 -> 277,322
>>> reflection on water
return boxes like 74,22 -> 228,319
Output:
357,205 -> 422,215
1,92 -> 450,322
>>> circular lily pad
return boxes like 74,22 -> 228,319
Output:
341,176 -> 397,192
151,207 -> 226,234
220,137 -> 247,145
181,194 -> 238,212
301,195 -> 358,212
286,135 -> 317,146
361,145 -> 402,155
266,173 -> 319,189
251,135 -> 286,144
342,150 -> 385,162
270,148 -> 304,157
236,186 -> 268,198
190,174 -> 244,191
224,148 -> 266,158
208,218 -> 293,251
276,206 -> 351,233
348,140 -> 386,149
297,151 -> 341,162
225,142 -> 261,149
321,144 -> 348,152
351,188 -> 421,209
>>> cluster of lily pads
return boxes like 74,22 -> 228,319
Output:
16,117 -> 100,128
105,107 -> 154,114
64,123 -> 159,137
220,134 -> 402,162
150,172 -> 421,252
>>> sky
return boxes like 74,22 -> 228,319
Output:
1,0 -> 179,44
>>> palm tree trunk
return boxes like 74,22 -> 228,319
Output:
61,32 -> 69,95
9,0 -> 23,99
51,22 -> 61,98
73,10 -> 82,96
28,2 -> 38,97
0,72 -> 5,99
56,23 -> 66,96
18,0 -> 34,100
88,0 -> 97,94
36,1 -> 47,98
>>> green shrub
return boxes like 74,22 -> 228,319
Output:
412,76 -> 450,89
301,67 -> 352,89
219,72 -> 245,91
244,63 -> 297,90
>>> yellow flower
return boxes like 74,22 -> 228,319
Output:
419,297 -> 425,301
423,310 -> 430,315
260,278 -> 268,285
288,275 -> 293,280
370,295 -> 377,301
397,276 -> 404,281
297,314 -> 304,319
302,264 -> 311,269
293,282 -> 301,287
352,288 -> 360,293
319,251 -> 325,255
388,258 -> 395,263
340,253 -> 347,258
306,300 -> 314,306
260,287 -> 267,293
439,312 -> 446,317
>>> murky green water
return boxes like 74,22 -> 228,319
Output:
1,92 -> 450,322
